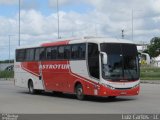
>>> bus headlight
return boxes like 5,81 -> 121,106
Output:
132,83 -> 140,89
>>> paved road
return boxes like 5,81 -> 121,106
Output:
0,80 -> 160,114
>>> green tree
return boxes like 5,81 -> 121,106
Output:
148,37 -> 160,57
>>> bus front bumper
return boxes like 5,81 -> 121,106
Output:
98,85 -> 140,97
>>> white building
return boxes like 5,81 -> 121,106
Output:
154,55 -> 160,67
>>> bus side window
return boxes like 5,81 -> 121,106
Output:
46,47 -> 51,60
78,44 -> 86,59
16,49 -> 25,62
58,46 -> 64,59
88,43 -> 100,79
71,44 -> 86,60
64,46 -> 71,59
35,48 -> 40,61
25,49 -> 35,61
51,47 -> 57,60
34,48 -> 46,61
39,48 -> 46,60
71,45 -> 79,59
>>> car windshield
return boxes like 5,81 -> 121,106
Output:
101,43 -> 139,81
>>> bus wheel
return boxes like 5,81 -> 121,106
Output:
76,84 -> 85,100
28,80 -> 36,94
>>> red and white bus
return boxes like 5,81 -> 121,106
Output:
15,37 -> 140,100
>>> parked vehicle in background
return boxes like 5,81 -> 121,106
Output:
140,53 -> 151,65
5,65 -> 14,71
153,55 -> 160,67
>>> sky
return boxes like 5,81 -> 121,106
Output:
0,0 -> 160,60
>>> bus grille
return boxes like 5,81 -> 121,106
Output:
115,87 -> 132,90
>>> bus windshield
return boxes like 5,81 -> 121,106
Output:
100,43 -> 139,81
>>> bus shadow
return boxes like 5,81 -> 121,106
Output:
84,96 -> 136,103
19,91 -> 136,103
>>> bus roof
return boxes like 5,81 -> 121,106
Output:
16,37 -> 134,49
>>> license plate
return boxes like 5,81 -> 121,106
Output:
120,92 -> 127,95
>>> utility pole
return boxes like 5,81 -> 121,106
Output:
132,9 -> 134,41
57,0 -> 60,39
19,0 -> 21,46
95,24 -> 98,36
122,29 -> 124,39
8,35 -> 15,63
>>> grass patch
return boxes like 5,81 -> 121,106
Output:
140,66 -> 160,80
0,71 -> 14,78
141,78 -> 160,80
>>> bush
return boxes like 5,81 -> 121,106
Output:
140,66 -> 160,80
0,71 -> 14,78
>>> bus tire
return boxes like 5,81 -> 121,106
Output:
28,80 -> 36,94
75,84 -> 85,100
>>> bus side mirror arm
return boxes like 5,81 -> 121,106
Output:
100,52 -> 108,64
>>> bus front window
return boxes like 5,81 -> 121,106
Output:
101,43 -> 139,81
103,54 -> 123,80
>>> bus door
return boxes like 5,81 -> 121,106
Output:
87,43 -> 100,95
35,48 -> 46,90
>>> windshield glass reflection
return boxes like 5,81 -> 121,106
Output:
101,43 -> 139,81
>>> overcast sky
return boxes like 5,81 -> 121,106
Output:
0,0 -> 160,60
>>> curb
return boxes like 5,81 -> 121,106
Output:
0,78 -> 14,81
141,80 -> 160,84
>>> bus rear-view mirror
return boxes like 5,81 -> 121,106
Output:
100,52 -> 108,64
